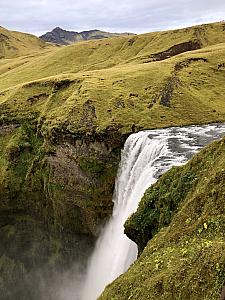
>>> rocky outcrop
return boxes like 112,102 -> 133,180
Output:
142,40 -> 201,63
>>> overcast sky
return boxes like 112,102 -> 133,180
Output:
1,0 -> 225,36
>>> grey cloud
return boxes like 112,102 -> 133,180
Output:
1,0 -> 225,35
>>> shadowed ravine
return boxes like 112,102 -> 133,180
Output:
77,123 -> 225,300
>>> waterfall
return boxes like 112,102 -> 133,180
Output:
81,123 -> 225,300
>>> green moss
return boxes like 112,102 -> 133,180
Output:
78,156 -> 105,173
125,167 -> 198,252
0,125 -> 45,200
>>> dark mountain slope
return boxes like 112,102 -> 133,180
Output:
40,27 -> 133,45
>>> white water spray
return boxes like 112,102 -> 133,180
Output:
81,123 -> 225,300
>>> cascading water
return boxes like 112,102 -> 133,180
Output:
81,123 -> 225,300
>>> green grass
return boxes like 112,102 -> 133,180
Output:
99,137 -> 225,300
0,124 -> 45,198
0,21 -> 224,89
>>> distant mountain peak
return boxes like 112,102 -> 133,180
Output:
51,27 -> 76,33
40,27 -> 134,45
52,27 -> 63,32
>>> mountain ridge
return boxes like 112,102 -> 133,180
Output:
40,27 -> 134,45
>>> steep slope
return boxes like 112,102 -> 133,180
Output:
0,26 -> 53,59
100,137 -> 225,300
40,27 -> 133,45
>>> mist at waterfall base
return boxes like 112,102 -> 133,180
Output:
78,123 -> 225,300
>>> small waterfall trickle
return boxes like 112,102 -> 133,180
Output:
81,123 -> 225,300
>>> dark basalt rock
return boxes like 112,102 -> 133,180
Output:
159,76 -> 180,107
174,57 -> 208,71
143,40 -> 201,63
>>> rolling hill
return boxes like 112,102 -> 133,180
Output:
0,26 -> 54,59
0,22 -> 225,136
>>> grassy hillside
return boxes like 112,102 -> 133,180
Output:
0,26 -> 55,59
100,137 -> 225,300
1,22 -> 225,90
0,22 -> 225,139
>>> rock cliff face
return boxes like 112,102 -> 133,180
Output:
0,123 -> 122,299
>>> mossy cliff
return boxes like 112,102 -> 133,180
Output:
0,21 -> 225,299
99,137 -> 225,300
0,122 -> 121,299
